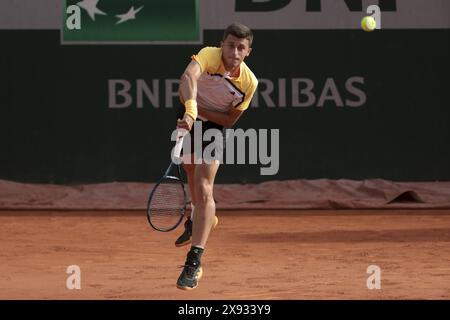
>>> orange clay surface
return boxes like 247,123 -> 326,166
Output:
1,210 -> 450,299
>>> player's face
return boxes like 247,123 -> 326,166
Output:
221,35 -> 252,71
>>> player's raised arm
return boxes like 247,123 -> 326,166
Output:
177,60 -> 202,131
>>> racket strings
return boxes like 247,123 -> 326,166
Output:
148,178 -> 185,230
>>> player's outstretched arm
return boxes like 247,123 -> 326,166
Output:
177,61 -> 202,131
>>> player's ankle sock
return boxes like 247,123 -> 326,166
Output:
188,246 -> 204,264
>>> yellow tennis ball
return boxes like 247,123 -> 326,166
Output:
361,16 -> 377,32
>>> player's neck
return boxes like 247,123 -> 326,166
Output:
224,65 -> 240,78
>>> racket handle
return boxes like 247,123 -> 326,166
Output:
173,131 -> 185,160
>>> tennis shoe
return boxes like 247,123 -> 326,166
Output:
176,252 -> 203,290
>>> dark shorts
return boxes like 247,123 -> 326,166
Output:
176,104 -> 226,161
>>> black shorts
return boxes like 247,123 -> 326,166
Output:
176,104 -> 226,160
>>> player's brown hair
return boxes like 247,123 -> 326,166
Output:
222,22 -> 253,47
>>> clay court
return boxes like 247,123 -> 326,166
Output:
1,209 -> 449,300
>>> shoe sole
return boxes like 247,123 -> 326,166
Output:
176,267 -> 203,290
175,216 -> 219,248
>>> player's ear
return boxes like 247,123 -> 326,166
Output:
220,41 -> 224,48
246,47 -> 252,57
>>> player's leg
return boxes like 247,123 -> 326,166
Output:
174,161 -> 219,246
191,161 -> 220,247
176,161 -> 220,290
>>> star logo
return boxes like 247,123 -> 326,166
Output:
116,6 -> 144,25
76,0 -> 107,21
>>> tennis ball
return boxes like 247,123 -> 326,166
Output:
361,16 -> 377,32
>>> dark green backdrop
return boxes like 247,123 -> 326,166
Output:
0,30 -> 449,183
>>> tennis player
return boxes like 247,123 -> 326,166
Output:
175,22 -> 258,290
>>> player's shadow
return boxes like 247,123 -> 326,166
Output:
240,228 -> 450,243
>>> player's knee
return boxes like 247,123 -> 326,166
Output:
196,180 -> 214,204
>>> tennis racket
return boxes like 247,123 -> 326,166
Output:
146,130 -> 187,232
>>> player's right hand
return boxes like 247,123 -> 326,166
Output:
177,114 -> 194,131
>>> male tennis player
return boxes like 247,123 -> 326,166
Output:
174,22 -> 258,290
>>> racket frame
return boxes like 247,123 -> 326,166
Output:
146,131 -> 188,232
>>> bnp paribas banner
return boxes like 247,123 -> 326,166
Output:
0,0 -> 449,183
